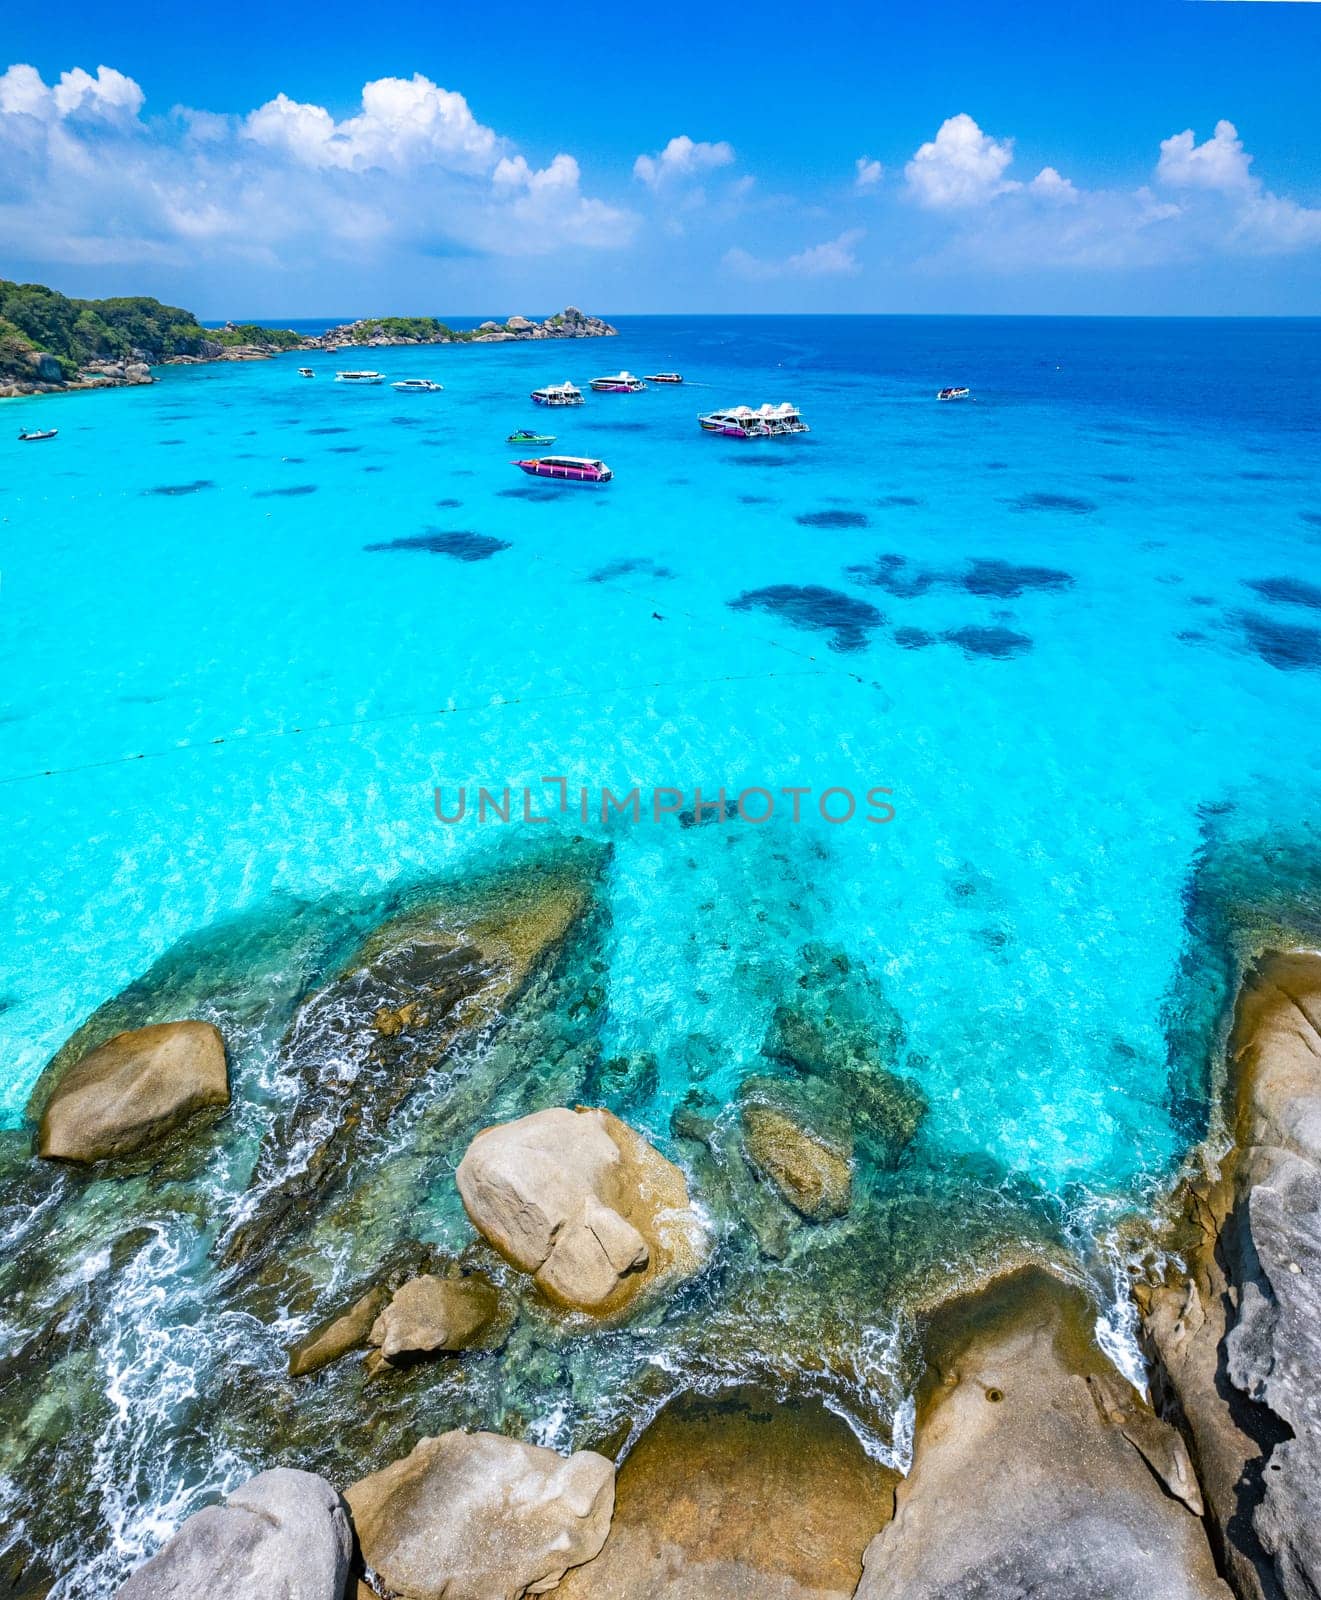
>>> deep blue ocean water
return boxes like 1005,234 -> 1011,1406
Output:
2,315 -> 1320,1592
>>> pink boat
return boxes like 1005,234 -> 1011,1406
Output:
513,455 -> 613,483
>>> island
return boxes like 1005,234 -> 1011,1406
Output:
0,279 -> 616,398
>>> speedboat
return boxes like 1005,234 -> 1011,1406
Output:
335,370 -> 385,384
391,378 -> 443,392
18,428 -> 58,442
645,372 -> 684,384
938,386 -> 970,401
698,403 -> 808,438
298,367 -> 315,378
531,382 -> 584,407
513,455 -> 612,483
590,371 -> 647,393
507,429 -> 557,445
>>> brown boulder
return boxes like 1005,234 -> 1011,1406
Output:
344,1430 -> 613,1600
855,1268 -> 1229,1600
742,1101 -> 851,1221
456,1107 -> 708,1316
289,1286 -> 388,1378
37,1021 -> 228,1163
557,1386 -> 896,1600
367,1274 -> 498,1368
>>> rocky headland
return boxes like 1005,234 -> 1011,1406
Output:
1,275 -> 615,396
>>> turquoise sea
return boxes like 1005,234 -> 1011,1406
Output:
2,315 -> 1321,1593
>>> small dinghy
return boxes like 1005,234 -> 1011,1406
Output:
18,428 -> 58,442
513,455 -> 612,483
937,386 -> 971,401
507,429 -> 557,445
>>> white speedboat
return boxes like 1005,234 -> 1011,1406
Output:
391,378 -> 443,392
336,370 -> 385,385
298,367 -> 315,378
937,386 -> 971,401
698,402 -> 808,438
590,371 -> 647,393
531,381 -> 584,407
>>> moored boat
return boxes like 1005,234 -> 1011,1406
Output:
589,371 -> 647,393
698,403 -> 808,438
18,428 -> 58,442
645,372 -> 684,384
298,367 -> 315,378
507,429 -> 557,445
335,370 -> 385,385
513,455 -> 612,483
391,378 -> 443,392
531,381 -> 584,407
938,386 -> 971,401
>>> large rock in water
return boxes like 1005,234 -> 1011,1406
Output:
222,863 -> 595,1271
37,1021 -> 228,1163
115,1468 -> 351,1599
366,1272 -> 499,1369
456,1107 -> 708,1315
1136,951 -> 1321,1600
556,1386 -> 897,1600
345,1430 -> 614,1600
741,1097 -> 852,1220
856,1268 -> 1230,1600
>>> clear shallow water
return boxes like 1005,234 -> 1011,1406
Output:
2,316 -> 1321,1591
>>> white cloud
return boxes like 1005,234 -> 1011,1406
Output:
855,156 -> 884,191
1156,120 -> 1253,192
0,63 -> 635,272
1029,166 -> 1078,205
905,114 -> 1019,209
724,228 -> 864,280
0,62 -> 143,122
244,74 -> 499,173
633,134 -> 734,187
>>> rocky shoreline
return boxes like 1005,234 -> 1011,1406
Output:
3,842 -> 1319,1599
0,307 -> 615,398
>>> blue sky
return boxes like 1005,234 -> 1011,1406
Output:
2,0 -> 1319,316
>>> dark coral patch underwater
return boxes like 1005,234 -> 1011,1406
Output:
942,626 -> 1033,659
728,585 -> 883,652
1243,576 -> 1321,611
1235,611 -> 1321,671
797,510 -> 870,529
847,553 -> 1073,600
254,485 -> 319,498
364,530 -> 512,561
1010,491 -> 1097,515
588,558 -> 677,583
143,480 -> 216,496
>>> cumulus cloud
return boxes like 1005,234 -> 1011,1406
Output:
905,114 -> 1019,208
854,156 -> 884,191
724,228 -> 864,280
0,63 -> 636,272
1028,166 -> 1078,205
633,134 -> 734,187
0,62 -> 143,121
1157,119 -> 1253,192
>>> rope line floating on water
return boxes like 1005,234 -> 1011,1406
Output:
1,523 -> 892,787
0,666 -> 837,785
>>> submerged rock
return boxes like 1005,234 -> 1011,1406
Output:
222,864 -> 595,1271
36,1021 -> 228,1163
557,1386 -> 897,1600
1136,951 -> 1321,1600
344,1430 -> 614,1600
457,1106 -> 708,1315
114,1467 -> 351,1599
366,1272 -> 499,1370
855,1268 -> 1229,1600
289,1285 -> 390,1377
742,1097 -> 852,1221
